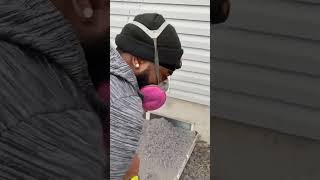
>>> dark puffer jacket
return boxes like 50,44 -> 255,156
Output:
0,0 -> 106,179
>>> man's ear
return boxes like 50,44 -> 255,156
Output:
131,55 -> 141,69
72,0 -> 94,20
131,57 -> 150,74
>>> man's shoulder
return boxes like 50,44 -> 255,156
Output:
0,40 -> 94,116
0,40 -> 25,59
0,42 -> 105,178
110,74 -> 141,103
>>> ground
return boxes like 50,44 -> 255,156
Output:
138,118 -> 210,180
180,140 -> 210,180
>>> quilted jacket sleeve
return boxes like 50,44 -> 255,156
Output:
110,96 -> 144,180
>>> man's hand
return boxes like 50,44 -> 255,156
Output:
123,154 -> 140,180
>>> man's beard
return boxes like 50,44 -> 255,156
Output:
81,39 -> 109,88
136,70 -> 151,89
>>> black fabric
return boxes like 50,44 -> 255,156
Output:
84,41 -> 109,89
211,0 -> 230,24
115,13 -> 183,71
0,0 -> 106,179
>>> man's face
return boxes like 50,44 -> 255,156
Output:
50,0 -> 108,45
50,0 -> 109,86
136,61 -> 173,89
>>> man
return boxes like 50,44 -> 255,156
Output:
110,13 -> 183,179
0,0 -> 108,179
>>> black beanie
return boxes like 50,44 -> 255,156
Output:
115,13 -> 183,71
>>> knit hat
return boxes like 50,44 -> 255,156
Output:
115,13 -> 183,71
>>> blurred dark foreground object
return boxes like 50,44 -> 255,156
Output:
212,0 -> 231,24
212,117 -> 320,180
0,0 -> 106,179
